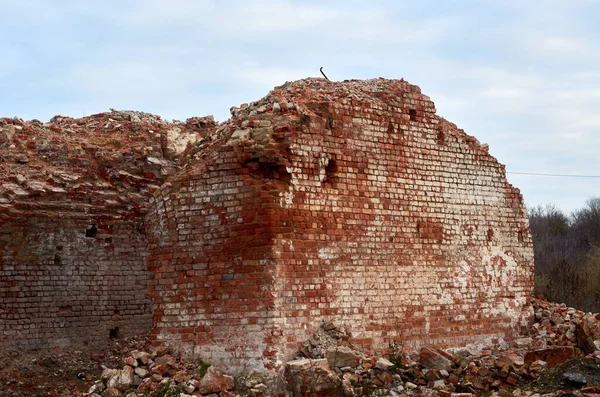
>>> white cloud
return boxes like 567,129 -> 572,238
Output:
234,67 -> 315,87
1,0 -> 599,211
539,36 -> 588,54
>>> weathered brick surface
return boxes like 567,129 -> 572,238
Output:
0,216 -> 151,348
146,78 -> 534,371
0,79 -> 534,370
0,111 -> 214,349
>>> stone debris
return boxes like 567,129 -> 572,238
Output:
325,345 -> 362,368
87,346 -> 235,397
3,297 -> 600,396
277,299 -> 600,397
0,109 -> 216,217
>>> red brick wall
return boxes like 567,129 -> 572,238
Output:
145,148 -> 287,370
271,80 -> 533,356
146,78 -> 534,372
0,215 -> 152,349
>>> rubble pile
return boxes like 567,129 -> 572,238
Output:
0,111 -> 216,216
85,347 -> 237,397
3,297 -> 600,396
282,298 -> 600,397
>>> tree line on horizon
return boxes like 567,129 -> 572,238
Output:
529,197 -> 600,312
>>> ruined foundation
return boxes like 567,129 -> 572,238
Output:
0,78 -> 534,373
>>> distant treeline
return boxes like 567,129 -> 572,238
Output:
530,197 -> 600,312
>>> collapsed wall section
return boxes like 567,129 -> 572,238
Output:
0,112 -> 214,349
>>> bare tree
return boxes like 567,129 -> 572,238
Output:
529,198 -> 600,311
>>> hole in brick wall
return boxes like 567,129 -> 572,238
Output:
326,117 -> 334,130
518,230 -> 524,242
54,254 -> 61,266
323,159 -> 339,187
85,225 -> 97,238
437,130 -> 446,145
487,228 -> 494,242
244,159 -> 291,185
387,120 -> 395,134
409,109 -> 417,121
109,327 -> 120,339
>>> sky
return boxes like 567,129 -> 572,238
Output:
1,0 -> 599,214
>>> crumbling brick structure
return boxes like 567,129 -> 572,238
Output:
145,78 -> 534,372
0,111 -> 215,348
1,78 -> 533,373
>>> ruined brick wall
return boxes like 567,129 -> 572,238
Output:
0,215 -> 151,348
267,79 -> 534,355
0,79 -> 533,369
146,78 -> 534,372
145,148 -> 288,370
0,112 -> 214,349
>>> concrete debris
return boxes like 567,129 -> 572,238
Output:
325,345 -> 362,368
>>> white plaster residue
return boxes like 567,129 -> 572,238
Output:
280,239 -> 294,252
166,127 -> 200,156
187,330 -> 281,375
481,245 -> 531,323
279,165 -> 297,209
279,190 -> 294,208
455,260 -> 470,289
318,246 -> 340,261
318,155 -> 330,183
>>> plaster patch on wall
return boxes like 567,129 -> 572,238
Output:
318,246 -> 340,261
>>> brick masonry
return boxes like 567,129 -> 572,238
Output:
145,78 -> 534,372
0,111 -> 215,349
0,79 -> 535,373
0,215 -> 151,349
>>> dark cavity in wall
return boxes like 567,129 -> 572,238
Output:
387,119 -> 395,134
323,159 -> 339,187
326,117 -> 334,130
409,109 -> 417,121
487,228 -> 494,242
109,327 -> 120,339
244,159 -> 291,184
437,130 -> 446,145
85,224 -> 97,238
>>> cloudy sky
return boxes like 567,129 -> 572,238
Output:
1,0 -> 599,213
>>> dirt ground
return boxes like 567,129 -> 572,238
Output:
0,336 -> 151,396
536,356 -> 600,394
